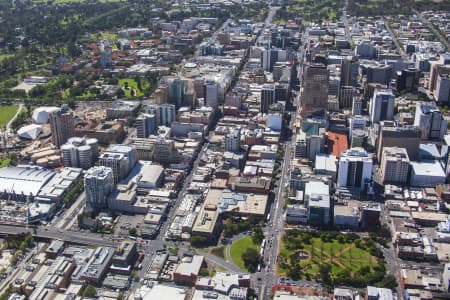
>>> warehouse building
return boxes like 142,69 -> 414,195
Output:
0,166 -> 55,201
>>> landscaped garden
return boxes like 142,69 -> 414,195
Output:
118,78 -> 144,98
278,230 -> 397,289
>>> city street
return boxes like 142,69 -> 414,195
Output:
255,115 -> 295,300
383,17 -> 408,60
55,191 -> 86,230
0,224 -> 114,247
413,9 -> 449,51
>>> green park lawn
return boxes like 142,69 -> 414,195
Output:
119,78 -> 144,98
278,233 -> 379,280
101,32 -> 119,49
0,105 -> 20,127
230,236 -> 259,271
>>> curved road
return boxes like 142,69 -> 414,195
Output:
203,253 -> 242,274
225,243 -> 233,265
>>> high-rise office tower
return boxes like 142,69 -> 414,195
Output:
436,74 -> 450,103
154,84 -> 169,104
205,80 -> 219,110
261,48 -> 278,72
396,68 -> 421,93
158,104 -> 176,126
377,122 -> 421,161
49,111 -> 75,148
307,135 -> 323,162
367,63 -> 393,85
339,86 -> 357,109
168,77 -> 184,108
136,113 -> 157,138
145,104 -> 176,127
380,147 -> 410,185
261,84 -> 276,113
352,96 -> 363,116
300,63 -> 329,117
414,102 -> 448,140
340,56 -> 359,87
328,64 -> 341,98
349,115 -> 366,139
429,53 -> 450,94
370,88 -> 395,123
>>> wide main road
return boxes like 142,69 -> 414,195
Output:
256,114 -> 295,300
0,224 -> 114,247
413,9 -> 449,51
383,17 -> 408,60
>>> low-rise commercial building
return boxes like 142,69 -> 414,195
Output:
410,161 -> 446,187
106,100 -> 140,120
305,181 -> 330,226
173,255 -> 204,285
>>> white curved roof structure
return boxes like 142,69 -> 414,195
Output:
17,124 -> 42,140
32,107 -> 60,124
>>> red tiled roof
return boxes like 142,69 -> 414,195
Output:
327,131 -> 348,158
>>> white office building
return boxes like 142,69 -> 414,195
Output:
99,144 -> 136,184
337,148 -> 373,188
224,128 -> 240,152
305,181 -> 330,226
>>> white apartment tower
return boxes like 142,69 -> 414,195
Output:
85,166 -> 114,211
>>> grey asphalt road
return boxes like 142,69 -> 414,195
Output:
0,224 -> 114,247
